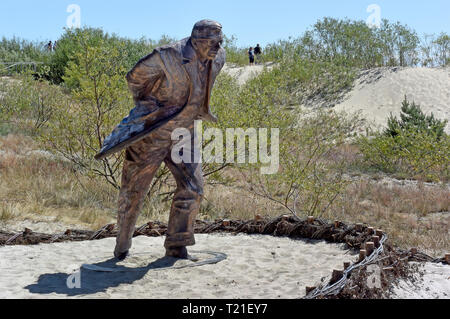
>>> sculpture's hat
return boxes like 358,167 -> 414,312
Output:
191,20 -> 223,39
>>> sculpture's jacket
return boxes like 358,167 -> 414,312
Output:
95,37 -> 226,160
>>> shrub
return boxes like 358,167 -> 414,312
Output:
222,35 -> 249,66
0,74 -> 65,135
358,98 -> 449,182
432,33 -> 450,67
210,65 -> 363,218
359,131 -> 449,182
0,37 -> 48,63
244,109 -> 363,218
45,28 -> 172,85
384,96 -> 447,139
263,18 -> 421,68
38,28 -> 132,189
420,32 -> 450,67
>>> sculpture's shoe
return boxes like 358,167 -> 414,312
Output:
114,250 -> 129,261
165,246 -> 189,259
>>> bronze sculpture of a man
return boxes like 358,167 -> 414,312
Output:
95,20 -> 226,260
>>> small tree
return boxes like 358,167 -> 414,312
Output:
385,96 -> 447,139
0,74 -> 64,135
433,33 -> 450,67
40,29 -> 132,189
244,109 -> 363,219
359,97 -> 449,181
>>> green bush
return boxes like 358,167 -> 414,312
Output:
0,37 -> 48,63
249,54 -> 356,107
45,28 -> 175,85
0,74 -> 65,135
38,28 -> 132,189
209,62 -> 362,218
420,32 -> 450,67
222,35 -> 249,66
359,131 -> 449,182
385,96 -> 447,139
0,37 -> 52,77
263,17 -> 425,68
242,109 -> 363,218
358,98 -> 449,182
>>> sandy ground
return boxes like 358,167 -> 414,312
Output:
334,67 -> 450,133
0,234 -> 356,299
389,262 -> 450,299
223,63 -> 273,85
1,217 -> 91,234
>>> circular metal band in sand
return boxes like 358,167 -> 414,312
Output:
81,250 -> 227,273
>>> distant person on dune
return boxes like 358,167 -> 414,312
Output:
248,47 -> 255,65
254,44 -> 262,64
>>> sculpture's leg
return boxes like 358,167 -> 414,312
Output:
114,144 -> 168,260
163,143 -> 204,259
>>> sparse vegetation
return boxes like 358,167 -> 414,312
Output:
264,18 -> 425,68
39,28 -> 132,189
0,74 -> 64,135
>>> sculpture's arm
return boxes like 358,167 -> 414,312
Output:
126,50 -> 165,109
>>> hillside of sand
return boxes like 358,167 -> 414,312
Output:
223,65 -> 450,133
333,67 -> 450,133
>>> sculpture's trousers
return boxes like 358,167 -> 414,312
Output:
114,128 -> 203,256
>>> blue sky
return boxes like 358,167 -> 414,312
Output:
0,0 -> 449,47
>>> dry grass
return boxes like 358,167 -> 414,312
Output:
330,179 -> 449,256
0,134 -> 118,230
202,171 -> 450,256
0,203 -> 17,222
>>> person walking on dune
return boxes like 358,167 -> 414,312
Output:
254,44 -> 262,64
248,47 -> 255,65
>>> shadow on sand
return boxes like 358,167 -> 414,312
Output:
25,256 -> 178,297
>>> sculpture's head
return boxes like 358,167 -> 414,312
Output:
191,19 -> 223,61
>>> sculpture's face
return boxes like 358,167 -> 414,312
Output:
192,37 -> 223,61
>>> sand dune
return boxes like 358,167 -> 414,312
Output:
223,65 -> 450,133
223,63 -> 274,85
327,67 -> 450,132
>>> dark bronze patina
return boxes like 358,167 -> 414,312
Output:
95,20 -> 226,260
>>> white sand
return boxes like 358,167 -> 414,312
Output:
223,63 -> 273,85
1,218 -> 89,234
389,262 -> 450,299
334,67 -> 450,133
223,65 -> 450,132
0,234 -> 356,299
